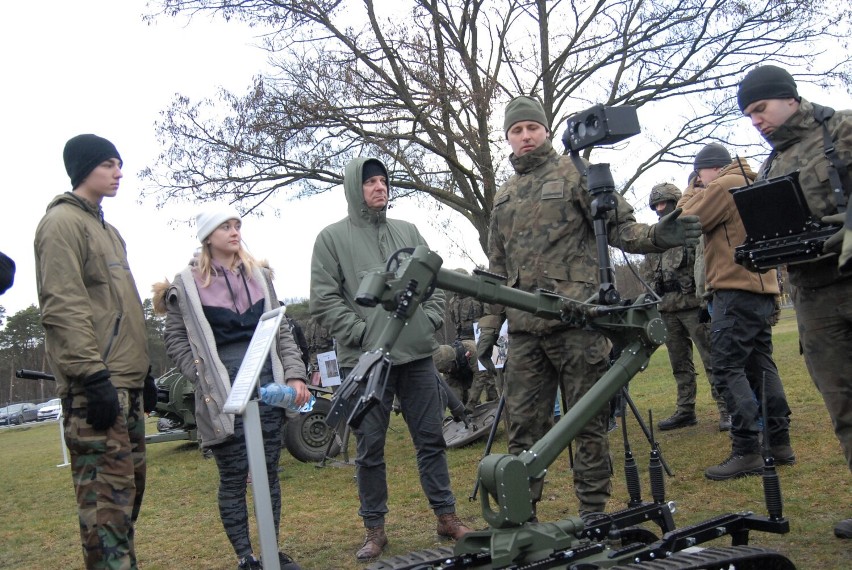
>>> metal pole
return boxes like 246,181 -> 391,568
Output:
243,400 -> 280,570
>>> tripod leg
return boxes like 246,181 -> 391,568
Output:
621,387 -> 674,476
469,394 -> 506,501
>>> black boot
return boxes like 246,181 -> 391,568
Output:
657,410 -> 697,431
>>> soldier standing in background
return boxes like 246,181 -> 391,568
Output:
476,96 -> 701,517
737,65 -> 852,538
644,182 -> 730,432
447,268 -> 498,411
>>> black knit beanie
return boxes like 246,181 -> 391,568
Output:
737,65 -> 799,113
503,96 -> 549,136
694,143 -> 732,171
63,134 -> 122,189
361,159 -> 388,183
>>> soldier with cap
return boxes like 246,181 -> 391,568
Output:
643,182 -> 729,432
679,142 -> 793,481
476,95 -> 702,517
737,64 -> 852,538
34,134 -> 156,569
447,268 -> 499,411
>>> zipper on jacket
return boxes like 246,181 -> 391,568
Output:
102,313 -> 123,363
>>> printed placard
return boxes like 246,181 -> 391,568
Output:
317,350 -> 341,387
473,320 -> 509,371
223,308 -> 285,414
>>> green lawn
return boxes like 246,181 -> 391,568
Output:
1,310 -> 850,569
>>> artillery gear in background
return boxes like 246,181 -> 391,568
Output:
649,182 -> 682,209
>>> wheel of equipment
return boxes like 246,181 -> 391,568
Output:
284,396 -> 341,463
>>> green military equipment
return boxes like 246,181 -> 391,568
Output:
147,368 -> 340,462
326,245 -> 794,569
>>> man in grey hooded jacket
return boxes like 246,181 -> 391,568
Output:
310,157 -> 470,561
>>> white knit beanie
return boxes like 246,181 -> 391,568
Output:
196,205 -> 242,242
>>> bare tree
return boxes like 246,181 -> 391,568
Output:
143,0 -> 851,251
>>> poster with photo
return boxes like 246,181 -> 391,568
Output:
316,350 -> 341,387
473,320 -> 509,371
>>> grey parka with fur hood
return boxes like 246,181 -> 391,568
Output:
153,263 -> 306,448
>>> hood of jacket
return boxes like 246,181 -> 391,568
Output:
344,157 -> 388,228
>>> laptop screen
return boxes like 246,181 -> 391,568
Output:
730,171 -> 813,242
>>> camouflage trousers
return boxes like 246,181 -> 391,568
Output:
209,404 -> 286,558
791,279 -> 852,472
465,370 -> 499,411
64,388 -> 146,570
660,309 -> 726,414
504,329 -> 612,514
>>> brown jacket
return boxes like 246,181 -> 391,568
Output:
679,160 -> 779,296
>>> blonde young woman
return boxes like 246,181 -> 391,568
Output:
153,205 -> 308,570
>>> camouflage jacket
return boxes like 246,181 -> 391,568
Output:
680,160 -> 779,296
761,98 -> 852,288
448,294 -> 485,340
484,140 -> 660,335
641,245 -> 700,312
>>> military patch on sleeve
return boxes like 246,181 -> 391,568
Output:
542,181 -> 564,199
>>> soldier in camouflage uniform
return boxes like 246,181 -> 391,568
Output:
476,96 -> 701,516
448,268 -> 498,411
738,65 -> 852,538
643,183 -> 729,432
433,340 -> 477,408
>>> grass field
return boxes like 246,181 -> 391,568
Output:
1,310 -> 850,569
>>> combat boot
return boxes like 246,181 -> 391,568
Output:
355,526 -> 387,561
834,518 -> 852,539
704,452 -> 762,480
657,410 -> 697,431
436,512 -> 472,540
770,444 -> 796,465
718,412 -> 732,432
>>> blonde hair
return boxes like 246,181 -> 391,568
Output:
196,243 -> 259,287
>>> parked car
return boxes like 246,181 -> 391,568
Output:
0,403 -> 38,425
37,398 -> 62,421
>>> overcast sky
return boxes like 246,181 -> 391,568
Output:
0,0 -> 486,318
2,1 -> 851,320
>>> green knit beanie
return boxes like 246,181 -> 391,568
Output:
503,96 -> 549,136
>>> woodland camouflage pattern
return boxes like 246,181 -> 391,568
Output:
64,389 -> 146,570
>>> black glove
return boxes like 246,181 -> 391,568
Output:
698,303 -> 711,324
143,368 -> 158,414
83,370 -> 120,430
652,208 -> 702,249
476,329 -> 498,374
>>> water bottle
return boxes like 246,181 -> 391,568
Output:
260,384 -> 316,412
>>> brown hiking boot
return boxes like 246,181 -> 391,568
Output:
436,512 -> 471,540
355,526 -> 387,561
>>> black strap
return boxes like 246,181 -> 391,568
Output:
813,104 -> 848,212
